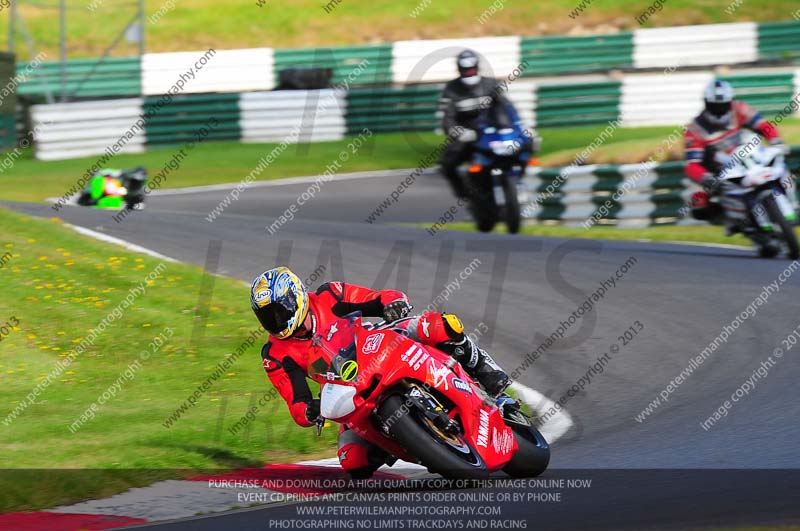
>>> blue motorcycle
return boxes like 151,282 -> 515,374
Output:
460,105 -> 537,234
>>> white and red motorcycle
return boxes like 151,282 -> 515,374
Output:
714,141 -> 799,259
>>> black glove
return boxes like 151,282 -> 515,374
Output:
383,299 -> 412,322
305,399 -> 321,424
699,173 -> 722,194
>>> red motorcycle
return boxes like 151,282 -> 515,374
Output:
308,313 -> 550,478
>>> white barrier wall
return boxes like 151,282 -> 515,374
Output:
142,48 -> 275,96
522,163 -> 683,227
795,70 -> 800,117
506,80 -> 538,128
620,72 -> 712,127
239,89 -> 347,143
31,99 -> 145,161
633,23 -> 758,69
392,37 -> 521,84
615,162 -> 659,227
558,166 -> 599,223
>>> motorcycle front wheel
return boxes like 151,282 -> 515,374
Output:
502,178 -> 521,234
378,395 -> 488,479
502,420 -> 550,478
764,195 -> 800,260
468,176 -> 497,233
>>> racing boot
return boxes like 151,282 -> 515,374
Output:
495,394 -> 525,423
457,343 -> 511,397
408,312 -> 510,396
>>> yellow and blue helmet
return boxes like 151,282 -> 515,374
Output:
250,267 -> 309,339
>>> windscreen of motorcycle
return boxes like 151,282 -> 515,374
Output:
308,313 -> 361,381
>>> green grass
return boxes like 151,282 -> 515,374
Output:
441,222 -> 800,248
3,0 -> 799,60
0,207 -> 337,511
0,133 -> 440,203
1,126 -> 672,203
5,120 -> 799,204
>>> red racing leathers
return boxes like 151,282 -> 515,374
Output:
684,100 -> 780,183
259,282 -> 406,426
260,282 -> 460,428
259,281 -> 494,476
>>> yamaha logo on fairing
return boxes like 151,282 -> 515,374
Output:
452,378 -> 472,394
476,409 -> 490,447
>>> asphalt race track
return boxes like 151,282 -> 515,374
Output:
7,169 -> 800,530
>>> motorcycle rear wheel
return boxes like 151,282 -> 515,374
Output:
378,395 -> 488,479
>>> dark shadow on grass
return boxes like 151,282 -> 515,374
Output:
166,444 -> 263,470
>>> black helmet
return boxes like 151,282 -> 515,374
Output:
127,166 -> 147,182
457,49 -> 481,86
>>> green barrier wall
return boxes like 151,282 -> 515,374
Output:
273,44 -> 393,87
757,21 -> 800,64
17,57 -> 141,100
536,81 -> 622,128
345,85 -> 441,135
521,33 -> 634,76
0,51 -> 15,152
143,93 -> 241,146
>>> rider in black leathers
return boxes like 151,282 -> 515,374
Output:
438,49 -> 513,198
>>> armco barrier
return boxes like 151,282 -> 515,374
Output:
620,72 -> 712,128
141,48 -> 274,96
794,69 -> 800,116
721,72 -> 797,116
521,160 -> 684,226
239,89 -> 347,143
30,98 -> 145,161
520,33 -> 633,76
391,36 -> 521,84
522,149 -> 800,226
345,85 -> 440,135
506,80 -> 538,129
273,44 -> 393,87
632,22 -> 758,69
17,57 -> 141,100
757,21 -> 800,63
536,81 -> 621,128
143,93 -> 242,146
0,51 -> 15,152
26,69 -> 800,160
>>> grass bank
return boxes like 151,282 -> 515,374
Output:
3,1 -> 798,59
0,123 -> 715,204
441,222 -> 800,248
0,207 -> 336,511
